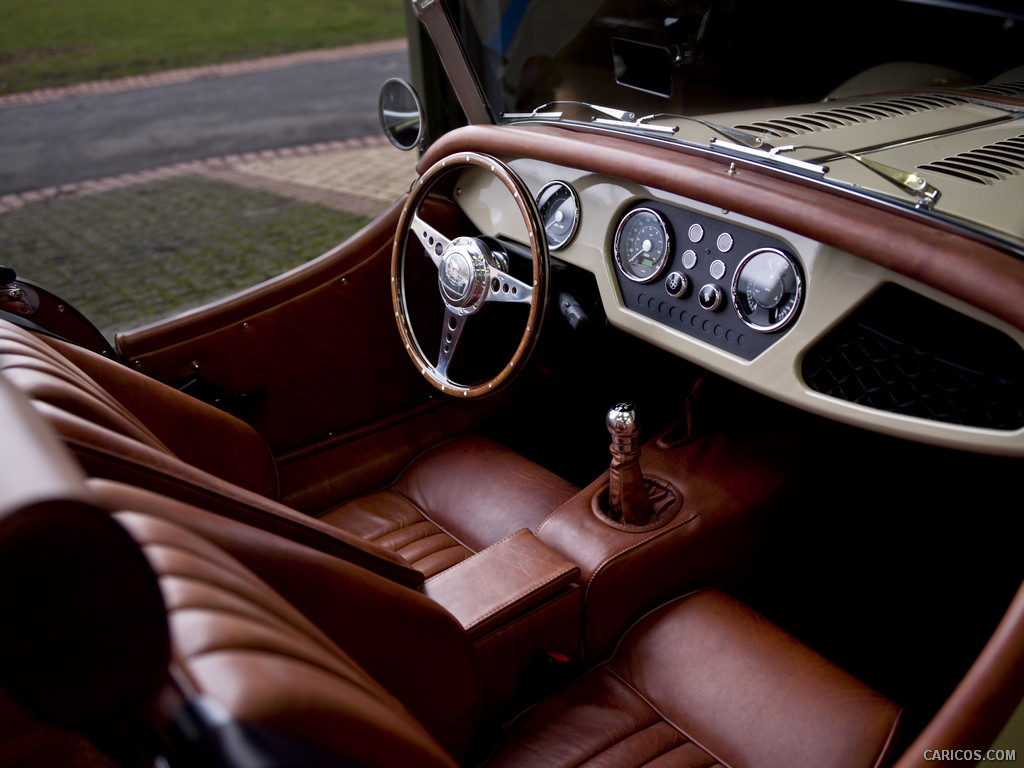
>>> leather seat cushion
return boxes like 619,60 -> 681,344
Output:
320,435 -> 579,577
487,590 -> 902,768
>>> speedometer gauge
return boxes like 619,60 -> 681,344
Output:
614,208 -> 671,283
732,248 -> 803,332
537,181 -> 580,251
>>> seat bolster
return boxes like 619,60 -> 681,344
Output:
87,474 -> 425,587
92,479 -> 478,754
609,590 -> 903,768
393,435 -> 579,552
40,333 -> 279,497
0,377 -> 170,726
113,510 -> 462,768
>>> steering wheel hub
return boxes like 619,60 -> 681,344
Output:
439,237 -> 488,310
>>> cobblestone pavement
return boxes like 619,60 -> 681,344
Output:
0,45 -> 421,340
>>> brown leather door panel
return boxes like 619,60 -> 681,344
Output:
116,199 -> 433,454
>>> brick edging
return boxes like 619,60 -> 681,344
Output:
0,38 -> 407,108
0,135 -> 396,215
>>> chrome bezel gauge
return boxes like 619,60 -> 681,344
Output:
537,180 -> 581,251
613,207 -> 671,283
731,247 -> 804,332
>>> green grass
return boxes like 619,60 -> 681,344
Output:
0,0 -> 407,94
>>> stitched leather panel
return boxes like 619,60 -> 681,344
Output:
320,490 -> 428,539
319,487 -> 475,577
390,531 -> 470,568
486,669 -> 718,768
408,546 -> 475,579
113,510 -> 459,768
377,520 -> 448,552
489,591 -> 902,768
0,322 -> 278,497
607,591 -> 903,768
422,530 -> 579,637
319,489 -> 474,577
394,435 -> 579,553
320,435 -> 578,577
40,332 -> 280,497
0,328 -> 168,451
594,724 -> 720,768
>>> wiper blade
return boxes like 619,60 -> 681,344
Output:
770,144 -> 942,209
502,101 -> 636,122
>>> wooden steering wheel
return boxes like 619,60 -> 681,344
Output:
391,152 -> 549,397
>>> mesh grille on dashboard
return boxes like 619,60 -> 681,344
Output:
801,285 -> 1024,431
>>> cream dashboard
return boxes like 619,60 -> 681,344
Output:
431,128 -> 1024,458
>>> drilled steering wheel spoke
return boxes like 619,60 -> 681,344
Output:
410,213 -> 450,268
436,306 -> 468,378
485,267 -> 534,305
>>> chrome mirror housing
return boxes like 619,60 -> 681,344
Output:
378,78 -> 424,151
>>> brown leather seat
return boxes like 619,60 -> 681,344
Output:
486,591 -> 903,768
0,319 -> 578,580
0,378 -> 903,768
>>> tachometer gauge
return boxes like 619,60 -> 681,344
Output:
537,181 -> 580,251
731,248 -> 803,332
614,208 -> 671,283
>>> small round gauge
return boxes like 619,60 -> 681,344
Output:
731,248 -> 803,332
537,181 -> 580,251
614,208 -> 671,283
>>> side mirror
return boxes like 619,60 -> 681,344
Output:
378,78 -> 425,151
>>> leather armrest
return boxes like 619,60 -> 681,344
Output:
422,529 -> 579,639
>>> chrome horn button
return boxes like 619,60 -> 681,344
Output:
438,237 -> 490,311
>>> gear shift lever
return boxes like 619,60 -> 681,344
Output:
606,403 -> 655,527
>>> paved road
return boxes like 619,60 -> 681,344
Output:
0,45 -> 411,194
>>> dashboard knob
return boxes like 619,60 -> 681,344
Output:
665,271 -> 689,298
698,283 -> 724,311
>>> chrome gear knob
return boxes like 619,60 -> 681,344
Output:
606,402 -> 640,454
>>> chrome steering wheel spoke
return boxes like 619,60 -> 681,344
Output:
484,266 -> 534,305
410,212 -> 450,268
436,306 -> 467,379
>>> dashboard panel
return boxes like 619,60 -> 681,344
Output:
442,137 -> 1024,457
611,200 -> 803,361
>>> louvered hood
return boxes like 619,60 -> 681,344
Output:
694,87 -> 1024,252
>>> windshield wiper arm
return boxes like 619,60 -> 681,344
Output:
590,112 -> 772,146
503,101 -> 636,122
639,114 -> 774,149
504,104 -> 772,148
770,144 -> 942,209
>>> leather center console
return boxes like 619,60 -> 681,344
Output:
538,423 -> 805,659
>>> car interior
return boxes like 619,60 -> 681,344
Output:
1,1 -> 1024,767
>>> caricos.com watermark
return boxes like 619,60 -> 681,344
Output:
924,749 -> 1017,762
